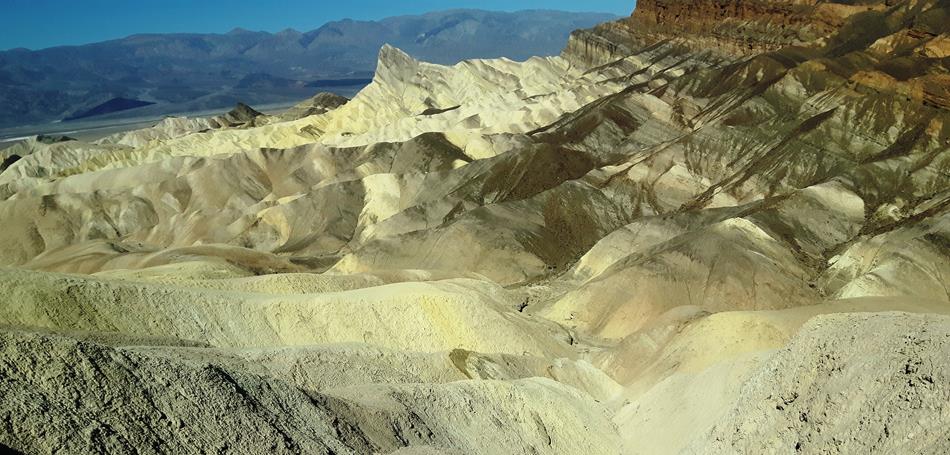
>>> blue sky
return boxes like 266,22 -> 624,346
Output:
1,0 -> 634,50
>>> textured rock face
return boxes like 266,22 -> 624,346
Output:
691,312 -> 950,454
630,0 -> 851,51
1,329 -> 621,454
0,1 -> 948,453
563,0 -> 939,66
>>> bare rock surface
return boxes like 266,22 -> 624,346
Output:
691,312 -> 950,454
1,328 -> 622,454
0,0 -> 947,453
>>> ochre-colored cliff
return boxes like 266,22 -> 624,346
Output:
564,0 -> 936,63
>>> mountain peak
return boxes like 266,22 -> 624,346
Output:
0,10 -> 616,127
375,44 -> 420,83
225,102 -> 263,122
378,44 -> 414,64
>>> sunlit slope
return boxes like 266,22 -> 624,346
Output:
0,0 -> 948,453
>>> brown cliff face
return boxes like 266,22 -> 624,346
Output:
634,0 -> 866,52
565,0 -> 949,110
565,0 -> 901,66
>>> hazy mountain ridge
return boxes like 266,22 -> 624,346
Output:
0,9 -> 618,127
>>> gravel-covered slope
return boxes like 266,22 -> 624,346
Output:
0,0 -> 947,453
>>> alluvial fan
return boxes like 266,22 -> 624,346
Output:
1,1 -> 948,454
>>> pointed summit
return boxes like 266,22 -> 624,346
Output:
374,44 -> 420,85
224,102 -> 263,124
377,44 -> 415,69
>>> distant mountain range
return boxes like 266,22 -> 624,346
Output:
0,9 -> 617,127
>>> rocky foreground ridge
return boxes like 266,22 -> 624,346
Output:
0,1 -> 948,454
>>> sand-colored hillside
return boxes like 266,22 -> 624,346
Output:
1,0 -> 948,453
